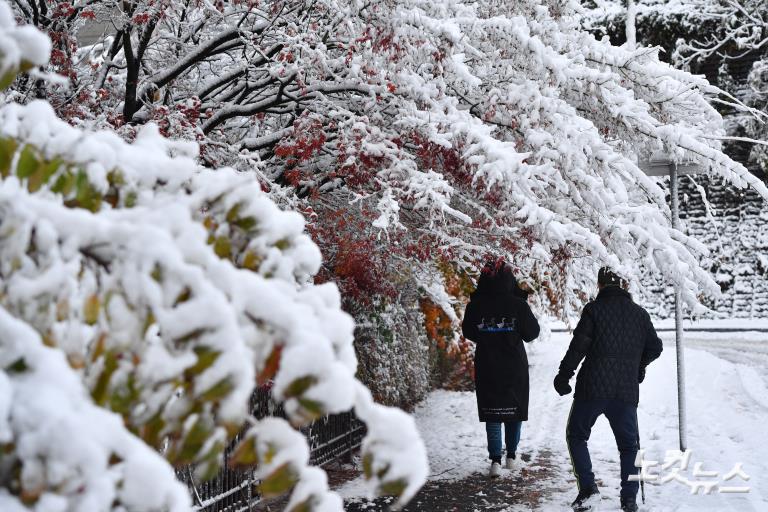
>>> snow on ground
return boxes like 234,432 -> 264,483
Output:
339,323 -> 768,511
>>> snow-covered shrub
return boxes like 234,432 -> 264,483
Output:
0,5 -> 427,510
354,300 -> 431,409
0,307 -> 192,511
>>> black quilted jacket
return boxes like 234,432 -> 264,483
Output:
558,286 -> 662,405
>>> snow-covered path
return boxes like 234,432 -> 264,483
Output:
530,330 -> 768,511
341,328 -> 768,511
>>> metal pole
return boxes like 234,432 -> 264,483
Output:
637,428 -> 645,504
670,162 -> 688,452
626,0 -> 637,49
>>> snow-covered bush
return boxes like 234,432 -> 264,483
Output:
0,5 -> 427,510
0,307 -> 192,511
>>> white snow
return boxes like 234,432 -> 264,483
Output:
340,322 -> 768,510
353,382 -> 430,506
0,307 -> 191,512
0,2 -> 50,76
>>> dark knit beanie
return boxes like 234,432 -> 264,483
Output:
598,267 -> 624,287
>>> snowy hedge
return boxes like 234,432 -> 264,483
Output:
0,4 -> 427,510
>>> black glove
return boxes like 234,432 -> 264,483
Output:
639,366 -> 647,383
553,373 -> 572,396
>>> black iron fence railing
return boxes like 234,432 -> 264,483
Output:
177,387 -> 366,511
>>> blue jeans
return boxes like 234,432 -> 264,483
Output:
566,399 -> 639,499
486,421 -> 522,460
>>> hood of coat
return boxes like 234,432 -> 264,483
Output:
473,266 -> 529,299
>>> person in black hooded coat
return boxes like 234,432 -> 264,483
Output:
461,259 -> 540,473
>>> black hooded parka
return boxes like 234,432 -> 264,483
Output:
461,269 -> 540,422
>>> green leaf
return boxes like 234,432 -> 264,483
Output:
199,377 -> 233,402
229,436 -> 259,468
142,310 -> 156,336
174,327 -> 209,345
0,137 -> 17,178
0,69 -> 18,91
234,216 -> 257,230
173,287 -> 192,306
377,462 -> 390,479
28,158 -> 63,192
184,346 -> 220,377
74,170 -> 102,212
242,250 -> 262,271
262,443 -> 277,465
258,463 -> 299,498
175,417 -> 209,465
196,440 -> 225,481
283,375 -> 317,398
51,169 -> 76,195
107,170 -> 125,186
379,478 -> 408,498
124,190 -> 138,208
213,236 -> 231,258
141,413 -> 165,449
109,372 -> 138,415
18,60 -> 36,74
92,352 -> 118,405
150,264 -> 163,282
362,452 -> 374,479
296,397 -> 324,422
6,358 -> 28,373
16,145 -> 40,179
83,294 -> 99,325
225,203 -> 241,222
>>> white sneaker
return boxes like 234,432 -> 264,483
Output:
505,457 -> 515,470
489,461 -> 502,478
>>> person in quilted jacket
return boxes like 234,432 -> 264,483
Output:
553,267 -> 663,512
462,258 -> 540,477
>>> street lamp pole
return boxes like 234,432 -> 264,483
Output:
626,0 -> 637,49
668,162 -> 688,452
638,152 -> 702,452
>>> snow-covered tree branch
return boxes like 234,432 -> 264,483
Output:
14,0 -> 764,319
582,0 -> 768,191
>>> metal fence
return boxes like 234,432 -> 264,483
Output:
177,387 -> 366,511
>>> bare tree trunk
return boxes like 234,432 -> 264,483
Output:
122,29 -> 138,122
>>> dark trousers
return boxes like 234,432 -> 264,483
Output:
566,399 -> 639,499
486,421 -> 522,460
